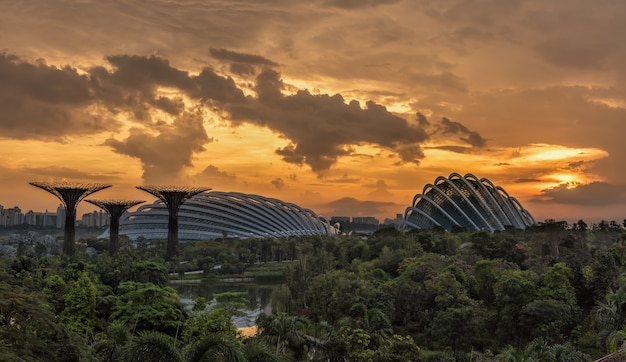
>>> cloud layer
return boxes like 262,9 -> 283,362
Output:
2,0 -> 626,222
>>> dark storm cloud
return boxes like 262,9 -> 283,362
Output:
227,69 -> 431,173
436,117 -> 487,147
325,175 -> 361,184
271,178 -> 285,189
209,48 -> 279,66
0,52 -> 484,178
325,197 -> 397,217
196,165 -> 236,182
89,54 -> 245,119
429,145 -> 471,154
533,39 -> 614,70
535,182 -> 626,206
514,178 -> 540,183
104,111 -> 211,183
0,53 -> 118,140
522,2 -> 626,71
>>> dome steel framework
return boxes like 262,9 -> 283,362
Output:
403,172 -> 536,232
116,191 -> 337,240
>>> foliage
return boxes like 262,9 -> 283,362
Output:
61,271 -> 98,335
111,281 -> 186,336
3,222 -> 626,360
182,307 -> 238,345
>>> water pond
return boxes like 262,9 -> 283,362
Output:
172,280 -> 281,328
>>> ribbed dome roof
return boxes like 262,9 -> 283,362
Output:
403,172 -> 535,232
118,191 -> 337,240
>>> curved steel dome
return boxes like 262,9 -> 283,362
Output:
118,191 -> 337,240
403,172 -> 536,232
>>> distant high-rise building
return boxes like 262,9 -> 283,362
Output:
24,209 -> 57,227
80,210 -> 109,228
330,216 -> 351,225
2,206 -> 24,226
56,204 -> 66,229
352,216 -> 380,226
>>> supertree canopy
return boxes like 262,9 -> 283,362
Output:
85,199 -> 145,255
136,185 -> 210,260
29,181 -> 111,256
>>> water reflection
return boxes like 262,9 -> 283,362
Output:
172,281 -> 281,327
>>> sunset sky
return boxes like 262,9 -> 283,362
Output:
1,0 -> 625,224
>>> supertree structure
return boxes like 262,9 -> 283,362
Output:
29,182 -> 111,256
136,185 -> 210,260
85,199 -> 145,255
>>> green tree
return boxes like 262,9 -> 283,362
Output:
111,281 -> 185,336
62,271 -> 98,335
43,274 -> 68,314
307,269 -> 371,323
257,312 -> 309,358
92,320 -> 130,361
0,270 -> 83,361
594,278 -> 626,352
182,307 -> 238,345
494,269 -> 538,346
241,338 -> 283,362
184,336 -> 246,362
123,330 -> 183,362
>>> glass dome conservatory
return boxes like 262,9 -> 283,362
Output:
116,191 -> 337,240
403,172 -> 536,232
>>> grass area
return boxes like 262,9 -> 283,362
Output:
168,261 -> 292,282
244,261 -> 293,281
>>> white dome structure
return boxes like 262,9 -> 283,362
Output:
117,191 -> 337,240
403,172 -> 535,232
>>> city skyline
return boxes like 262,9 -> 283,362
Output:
1,1 -> 626,223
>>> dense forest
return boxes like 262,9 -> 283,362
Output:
2,218 -> 626,361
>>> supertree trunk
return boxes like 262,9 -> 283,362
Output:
109,215 -> 121,255
85,199 -> 144,255
64,208 -> 77,256
166,211 -> 179,261
136,186 -> 209,261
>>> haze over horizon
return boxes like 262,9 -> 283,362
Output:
1,0 -> 626,224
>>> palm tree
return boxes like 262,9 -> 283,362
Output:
123,330 -> 182,362
594,279 -> 626,351
121,330 -> 245,362
346,302 -> 393,349
92,320 -> 130,361
524,338 -> 591,362
183,335 -> 245,362
241,338 -> 283,362
496,345 -> 520,362
257,312 -> 309,358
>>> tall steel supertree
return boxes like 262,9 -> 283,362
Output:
29,182 -> 111,256
136,185 -> 210,260
85,199 -> 145,255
